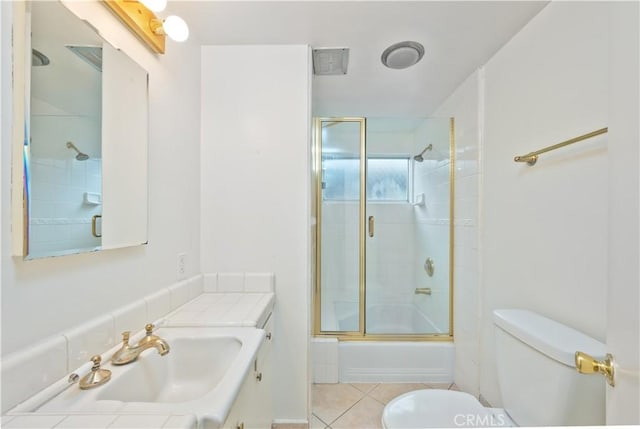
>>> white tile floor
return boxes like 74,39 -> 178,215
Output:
311,383 -> 459,429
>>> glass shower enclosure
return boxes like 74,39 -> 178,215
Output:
314,117 -> 454,339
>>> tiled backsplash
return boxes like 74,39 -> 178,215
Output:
1,272 -> 276,415
0,275 -> 203,414
203,272 -> 275,293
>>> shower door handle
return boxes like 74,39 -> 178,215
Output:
91,215 -> 102,238
368,216 -> 375,238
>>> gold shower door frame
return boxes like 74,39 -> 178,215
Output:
313,117 -> 455,341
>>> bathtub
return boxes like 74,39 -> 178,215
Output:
338,340 -> 454,383
313,303 -> 454,383
336,302 -> 443,334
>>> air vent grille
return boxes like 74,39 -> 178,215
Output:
312,48 -> 349,76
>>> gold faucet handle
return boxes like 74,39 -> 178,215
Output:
145,323 -> 155,335
121,331 -> 130,344
80,355 -> 111,390
90,355 -> 102,368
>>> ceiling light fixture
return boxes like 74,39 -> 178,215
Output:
139,0 -> 166,12
151,15 -> 190,43
102,0 -> 189,54
381,41 -> 425,70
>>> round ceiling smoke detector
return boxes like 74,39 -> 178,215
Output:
381,41 -> 425,69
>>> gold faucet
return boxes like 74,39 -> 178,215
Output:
111,323 -> 170,365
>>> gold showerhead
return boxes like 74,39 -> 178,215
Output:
413,143 -> 433,162
66,141 -> 89,161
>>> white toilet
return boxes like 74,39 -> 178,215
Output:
382,309 -> 606,428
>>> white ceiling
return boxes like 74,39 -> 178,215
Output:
172,1 -> 548,117
31,1 -> 103,118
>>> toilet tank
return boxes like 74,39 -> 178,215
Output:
493,309 -> 605,426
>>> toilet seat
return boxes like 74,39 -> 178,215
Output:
382,389 -> 495,428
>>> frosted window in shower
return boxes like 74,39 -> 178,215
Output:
367,158 -> 409,201
323,158 -> 360,200
323,157 -> 409,202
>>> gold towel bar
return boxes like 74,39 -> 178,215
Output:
514,127 -> 608,166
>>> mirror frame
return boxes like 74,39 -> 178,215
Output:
11,0 -> 28,257
11,1 -> 150,259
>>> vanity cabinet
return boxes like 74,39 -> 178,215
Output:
223,314 -> 274,429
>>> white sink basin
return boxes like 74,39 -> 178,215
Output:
33,327 -> 264,428
98,336 -> 242,403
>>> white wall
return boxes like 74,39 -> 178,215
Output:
1,0 -> 201,355
430,2 -> 614,405
200,45 -> 311,422
0,0 -> 3,339
479,2 -> 609,406
607,2 -> 640,423
429,71 -> 482,395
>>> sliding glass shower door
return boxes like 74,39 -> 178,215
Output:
315,117 -> 453,339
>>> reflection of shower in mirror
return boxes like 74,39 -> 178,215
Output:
66,141 -> 90,161
31,49 -> 50,66
18,0 -> 149,261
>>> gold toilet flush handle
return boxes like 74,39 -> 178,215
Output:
575,351 -> 615,387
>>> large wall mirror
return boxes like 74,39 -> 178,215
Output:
13,1 -> 149,260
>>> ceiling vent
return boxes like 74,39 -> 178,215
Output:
312,48 -> 349,76
66,45 -> 103,72
381,41 -> 425,70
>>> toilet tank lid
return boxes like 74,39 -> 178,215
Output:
493,309 -> 606,367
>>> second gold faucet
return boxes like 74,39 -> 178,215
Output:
111,323 -> 170,365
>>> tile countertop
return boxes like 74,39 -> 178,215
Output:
162,292 -> 275,329
3,292 -> 275,428
1,414 -> 197,429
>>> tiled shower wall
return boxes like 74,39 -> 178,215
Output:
28,114 -> 102,256
412,119 -> 453,333
29,156 -> 102,255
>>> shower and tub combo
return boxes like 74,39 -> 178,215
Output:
313,116 -> 455,382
